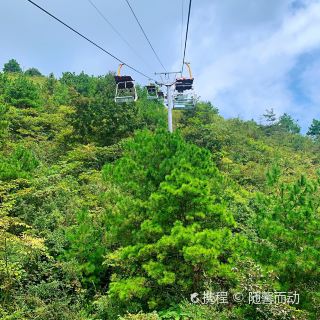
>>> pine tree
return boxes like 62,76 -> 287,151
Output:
263,108 -> 277,124
5,75 -> 40,108
278,113 -> 300,134
102,130 -> 241,313
307,119 -> 320,138
25,67 -> 42,77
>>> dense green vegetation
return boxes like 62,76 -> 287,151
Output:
1,60 -> 319,319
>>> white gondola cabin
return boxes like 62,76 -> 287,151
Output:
114,64 -> 137,103
146,83 -> 159,100
173,62 -> 195,109
158,90 -> 165,103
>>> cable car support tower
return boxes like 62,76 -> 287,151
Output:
155,72 -> 178,133
155,62 -> 195,133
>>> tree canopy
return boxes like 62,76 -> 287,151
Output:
25,67 -> 43,77
3,58 -> 22,73
307,119 -> 320,138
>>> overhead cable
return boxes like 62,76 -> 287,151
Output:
181,0 -> 192,74
87,0 -> 152,70
124,0 -> 167,72
25,0 -> 154,79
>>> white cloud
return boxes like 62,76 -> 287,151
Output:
300,56 -> 320,105
188,0 -> 320,126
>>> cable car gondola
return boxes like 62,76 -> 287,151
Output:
173,62 -> 195,109
114,64 -> 137,103
146,83 -> 159,100
145,83 -> 165,103
158,90 -> 165,103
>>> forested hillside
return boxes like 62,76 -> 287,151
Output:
1,59 -> 320,320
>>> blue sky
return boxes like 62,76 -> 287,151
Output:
1,0 -> 319,132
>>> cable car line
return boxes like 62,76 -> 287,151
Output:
124,0 -> 167,73
25,0 -> 154,80
181,0 -> 192,74
86,0 -> 152,71
26,0 -> 196,133
181,0 -> 185,64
